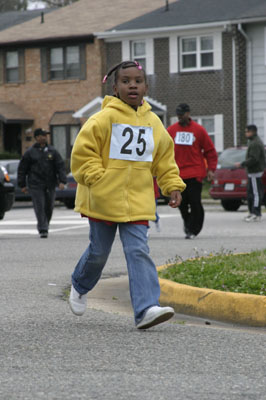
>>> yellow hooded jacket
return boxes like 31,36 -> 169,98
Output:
71,96 -> 186,222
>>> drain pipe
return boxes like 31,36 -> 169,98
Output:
232,35 -> 237,146
237,23 -> 252,124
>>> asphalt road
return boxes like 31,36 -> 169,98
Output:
0,201 -> 265,400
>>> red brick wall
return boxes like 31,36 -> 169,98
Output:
0,39 -> 104,154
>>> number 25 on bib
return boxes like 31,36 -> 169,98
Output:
109,124 -> 154,162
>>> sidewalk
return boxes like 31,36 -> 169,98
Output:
86,274 -> 266,328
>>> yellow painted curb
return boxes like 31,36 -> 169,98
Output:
157,255 -> 266,327
158,278 -> 266,327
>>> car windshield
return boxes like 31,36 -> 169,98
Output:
7,162 -> 19,175
217,148 -> 247,168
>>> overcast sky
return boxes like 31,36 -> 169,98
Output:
27,1 -> 46,9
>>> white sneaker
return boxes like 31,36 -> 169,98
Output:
136,306 -> 175,329
155,219 -> 161,232
244,214 -> 261,222
69,285 -> 88,316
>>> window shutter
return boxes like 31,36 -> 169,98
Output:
0,50 -> 3,84
79,44 -> 86,80
40,47 -> 49,82
18,49 -> 25,83
122,40 -> 130,60
214,114 -> 224,152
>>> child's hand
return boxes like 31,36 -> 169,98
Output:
168,190 -> 182,208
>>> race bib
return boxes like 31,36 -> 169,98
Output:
109,124 -> 154,162
175,131 -> 194,146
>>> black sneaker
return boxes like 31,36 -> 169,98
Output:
185,233 -> 195,239
40,232 -> 48,238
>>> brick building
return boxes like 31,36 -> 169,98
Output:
97,0 -> 266,152
0,0 -> 176,166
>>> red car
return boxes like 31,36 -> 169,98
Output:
210,147 -> 266,211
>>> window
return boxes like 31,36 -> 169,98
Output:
180,35 -> 215,71
131,40 -> 146,70
6,51 -> 19,82
0,49 -> 25,84
51,124 -> 80,169
194,115 -> 224,152
41,44 -> 86,82
50,46 -> 80,80
122,38 -> 154,74
193,116 -> 215,144
169,114 -> 224,152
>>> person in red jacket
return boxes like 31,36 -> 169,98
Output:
167,103 -> 218,239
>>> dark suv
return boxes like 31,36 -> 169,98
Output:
210,147 -> 266,211
0,164 -> 15,219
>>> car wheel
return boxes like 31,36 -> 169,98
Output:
221,199 -> 242,211
63,199 -> 75,209
0,211 -> 5,220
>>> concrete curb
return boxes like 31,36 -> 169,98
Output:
158,275 -> 266,328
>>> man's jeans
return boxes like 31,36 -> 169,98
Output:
30,186 -> 55,233
72,220 -> 161,324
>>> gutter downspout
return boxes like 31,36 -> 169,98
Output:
237,23 -> 253,125
232,36 -> 237,146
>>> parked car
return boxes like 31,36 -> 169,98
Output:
0,160 -> 77,208
0,159 -> 31,201
0,163 -> 15,219
209,147 -> 266,211
55,172 -> 77,209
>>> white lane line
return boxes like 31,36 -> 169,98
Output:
0,219 -> 88,226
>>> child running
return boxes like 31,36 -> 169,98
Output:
69,60 -> 186,329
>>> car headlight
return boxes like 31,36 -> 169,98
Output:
0,165 -> 10,182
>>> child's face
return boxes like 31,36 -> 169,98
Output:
113,67 -> 148,110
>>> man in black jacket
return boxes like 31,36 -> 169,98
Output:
18,128 -> 67,238
235,124 -> 266,222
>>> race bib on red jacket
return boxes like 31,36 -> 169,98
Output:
175,131 -> 194,146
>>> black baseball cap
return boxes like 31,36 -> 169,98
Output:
34,128 -> 50,137
176,103 -> 190,115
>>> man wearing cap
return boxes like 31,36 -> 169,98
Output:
18,128 -> 67,238
167,104 -> 217,239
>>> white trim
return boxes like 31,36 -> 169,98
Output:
214,114 -> 224,152
179,32 -> 222,72
169,34 -> 178,73
122,40 -> 130,61
232,36 -> 237,146
72,96 -> 166,121
72,96 -> 103,118
95,17 -> 266,39
144,96 -> 167,111
264,27 -> 266,66
146,37 -> 154,75
122,38 -> 154,75
213,32 -> 222,69
264,113 -> 266,144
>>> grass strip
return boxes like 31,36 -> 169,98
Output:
158,249 -> 266,296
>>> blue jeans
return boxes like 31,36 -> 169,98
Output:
72,220 -> 161,324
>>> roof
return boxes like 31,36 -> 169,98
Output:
49,111 -> 79,126
102,0 -> 266,33
73,96 -> 167,119
0,0 -> 176,45
0,102 -> 33,123
0,8 -> 55,32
